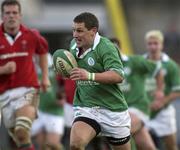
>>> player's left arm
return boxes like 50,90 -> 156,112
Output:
35,33 -> 50,92
163,62 -> 180,103
152,61 -> 180,110
39,53 -> 50,92
70,44 -> 124,84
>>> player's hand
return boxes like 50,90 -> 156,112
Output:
41,77 -> 51,92
70,68 -> 89,81
150,98 -> 167,111
56,98 -> 66,107
154,90 -> 164,101
3,61 -> 16,74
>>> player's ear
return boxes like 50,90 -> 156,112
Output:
91,27 -> 98,35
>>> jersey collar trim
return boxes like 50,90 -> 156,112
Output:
143,52 -> 169,62
121,54 -> 129,61
74,32 -> 101,59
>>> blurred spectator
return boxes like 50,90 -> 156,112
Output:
164,22 -> 180,64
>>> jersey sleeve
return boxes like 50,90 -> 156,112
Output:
168,61 -> 180,92
99,42 -> 125,78
134,56 -> 161,77
31,29 -> 48,55
35,35 -> 49,55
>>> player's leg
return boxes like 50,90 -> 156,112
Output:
45,133 -> 62,150
14,90 -> 39,149
33,132 -> 45,150
31,111 -> 45,150
102,109 -> 131,150
130,112 -> 156,150
147,105 -> 177,150
70,119 -> 99,150
162,134 -> 178,150
44,113 -> 64,150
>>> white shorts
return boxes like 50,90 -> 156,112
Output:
128,107 -> 149,123
0,87 -> 38,129
31,111 -> 64,136
64,102 -> 74,127
73,106 -> 131,139
146,105 -> 177,137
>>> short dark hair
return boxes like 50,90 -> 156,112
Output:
73,12 -> 99,30
1,0 -> 21,13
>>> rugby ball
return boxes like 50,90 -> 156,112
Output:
53,49 -> 78,77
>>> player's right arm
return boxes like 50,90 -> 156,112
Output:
0,61 -> 16,75
70,41 -> 124,84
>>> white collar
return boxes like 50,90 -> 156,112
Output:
72,32 -> 101,59
121,54 -> 129,61
4,31 -> 22,46
143,52 -> 169,62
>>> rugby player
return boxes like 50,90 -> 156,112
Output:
144,30 -> 180,150
32,54 -> 64,150
110,38 -> 164,150
69,12 -> 131,150
0,0 -> 49,149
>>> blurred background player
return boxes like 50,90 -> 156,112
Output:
144,30 -> 180,150
0,0 -> 49,149
57,75 -> 76,150
32,53 -> 65,150
110,38 -> 164,150
69,12 -> 131,150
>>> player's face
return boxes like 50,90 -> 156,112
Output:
146,37 -> 163,54
1,5 -> 21,30
73,22 -> 96,49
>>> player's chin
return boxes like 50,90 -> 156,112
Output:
76,43 -> 83,48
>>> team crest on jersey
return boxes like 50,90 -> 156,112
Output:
21,40 -> 27,51
124,67 -> 131,76
88,57 -> 95,66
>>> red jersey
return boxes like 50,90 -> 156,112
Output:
0,24 -> 47,94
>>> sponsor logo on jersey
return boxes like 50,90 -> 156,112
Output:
77,80 -> 99,86
88,57 -> 95,66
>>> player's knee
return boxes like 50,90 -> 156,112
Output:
70,138 -> 86,150
14,117 -> 32,145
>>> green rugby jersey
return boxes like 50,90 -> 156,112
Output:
38,68 -> 63,116
119,55 -> 160,115
70,33 -> 128,112
145,53 -> 180,117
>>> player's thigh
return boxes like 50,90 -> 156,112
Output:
129,112 -> 143,134
15,105 -> 36,120
46,132 -> 62,145
15,90 -> 39,120
162,134 -> 178,150
70,121 -> 97,146
111,141 -> 131,150
134,127 -> 156,150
